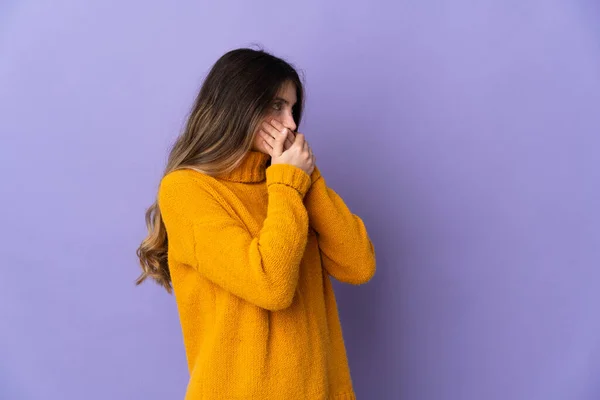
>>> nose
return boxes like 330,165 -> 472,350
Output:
281,110 -> 297,132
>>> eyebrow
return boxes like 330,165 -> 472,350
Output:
274,97 -> 297,107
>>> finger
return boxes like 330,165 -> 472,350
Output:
260,129 -> 274,142
262,121 -> 281,137
263,130 -> 293,152
261,129 -> 292,152
293,132 -> 305,148
272,126 -> 288,156
257,129 -> 275,153
269,119 -> 296,143
270,119 -> 286,132
259,131 -> 274,153
285,136 -> 293,150
262,137 -> 273,156
285,131 -> 295,149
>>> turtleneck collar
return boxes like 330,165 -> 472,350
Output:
216,151 -> 271,183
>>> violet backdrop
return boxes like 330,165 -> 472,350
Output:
1,1 -> 599,399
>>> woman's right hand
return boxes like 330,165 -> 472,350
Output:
263,124 -> 315,176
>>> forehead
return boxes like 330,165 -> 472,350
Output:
276,81 -> 297,103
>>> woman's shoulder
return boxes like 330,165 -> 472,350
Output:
161,168 -> 221,187
159,169 -> 220,205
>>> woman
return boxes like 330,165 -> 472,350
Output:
136,48 -> 376,400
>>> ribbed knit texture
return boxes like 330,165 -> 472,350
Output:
158,150 -> 376,400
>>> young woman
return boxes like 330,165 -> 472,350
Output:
136,48 -> 376,400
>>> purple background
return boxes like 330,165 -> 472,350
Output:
1,1 -> 599,399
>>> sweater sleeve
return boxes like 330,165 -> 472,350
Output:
158,165 -> 312,311
304,166 -> 376,285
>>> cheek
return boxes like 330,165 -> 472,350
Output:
262,111 -> 280,124
253,131 -> 263,145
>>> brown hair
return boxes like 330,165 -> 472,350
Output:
135,47 -> 305,292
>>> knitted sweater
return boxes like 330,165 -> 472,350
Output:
158,150 -> 376,400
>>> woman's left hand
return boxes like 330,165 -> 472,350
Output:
259,119 -> 316,170
260,120 -> 297,152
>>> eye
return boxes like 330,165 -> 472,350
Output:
272,102 -> 282,111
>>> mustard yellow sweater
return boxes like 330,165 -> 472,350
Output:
158,150 -> 376,400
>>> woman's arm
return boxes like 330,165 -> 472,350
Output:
159,165 -> 312,311
304,166 -> 376,284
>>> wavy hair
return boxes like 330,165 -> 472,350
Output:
136,48 -> 305,292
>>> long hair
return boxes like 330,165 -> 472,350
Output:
136,48 -> 305,293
